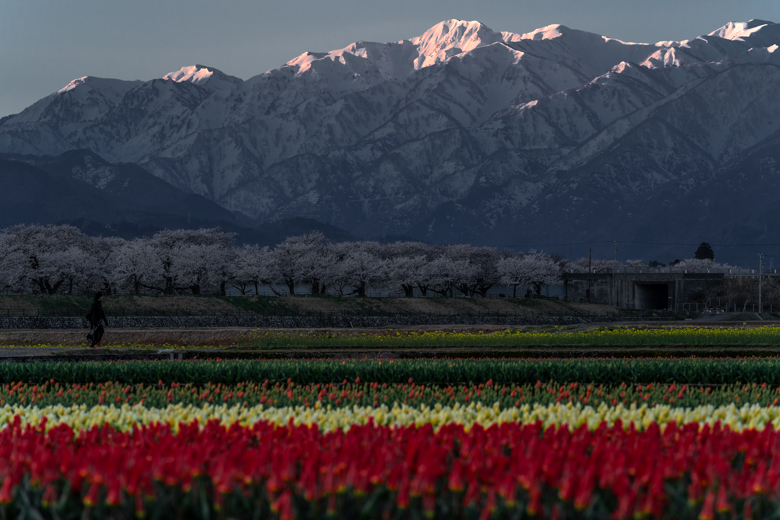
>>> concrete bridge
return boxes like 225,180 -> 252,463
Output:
563,272 -> 725,310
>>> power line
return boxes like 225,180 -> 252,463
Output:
490,240 -> 780,249
618,241 -> 780,248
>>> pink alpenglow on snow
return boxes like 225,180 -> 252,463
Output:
163,65 -> 215,85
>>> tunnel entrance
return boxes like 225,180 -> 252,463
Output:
634,283 -> 669,310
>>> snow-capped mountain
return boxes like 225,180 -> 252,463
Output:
2,19 -> 780,259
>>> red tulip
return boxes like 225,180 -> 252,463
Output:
698,490 -> 715,520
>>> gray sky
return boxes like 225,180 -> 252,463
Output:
2,0 -> 779,118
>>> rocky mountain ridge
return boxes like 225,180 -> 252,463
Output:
1,19 -> 779,261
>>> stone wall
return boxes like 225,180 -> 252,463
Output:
0,314 -> 660,330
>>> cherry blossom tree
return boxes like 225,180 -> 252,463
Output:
174,244 -> 213,295
498,251 -> 561,297
147,228 -> 235,294
295,233 -> 333,295
112,238 -> 161,294
232,244 -> 268,295
328,241 -> 388,297
384,242 -> 432,297
0,231 -> 26,291
497,254 -> 527,298
421,256 -> 466,297
386,255 -> 428,297
671,258 -> 732,273
270,232 -> 331,295
467,246 -> 500,298
56,246 -> 101,294
567,257 -> 622,274
86,236 -> 125,295
3,225 -> 91,294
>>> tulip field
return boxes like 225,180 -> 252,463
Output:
5,358 -> 780,518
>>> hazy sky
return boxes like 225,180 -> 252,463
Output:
2,0 -> 779,118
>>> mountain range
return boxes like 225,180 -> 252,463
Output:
1,19 -> 780,262
0,150 -> 356,245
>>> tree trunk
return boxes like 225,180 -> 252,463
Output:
264,282 -> 284,296
357,282 -> 367,297
311,280 -> 320,295
46,280 -> 63,295
191,285 -> 201,295
286,281 -> 295,295
403,285 -> 414,298
512,285 -> 517,298
219,281 -> 226,296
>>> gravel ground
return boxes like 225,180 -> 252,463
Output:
0,346 -> 66,358
0,328 -> 255,348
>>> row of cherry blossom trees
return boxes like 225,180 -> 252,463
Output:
0,225 -> 732,297
0,225 -> 568,297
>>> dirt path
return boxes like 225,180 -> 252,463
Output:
2,320 -> 780,353
2,320 -> 780,348
0,325 -> 519,348
3,344 -> 780,361
0,328 -> 256,347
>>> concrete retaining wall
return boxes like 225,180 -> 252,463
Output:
0,314 -> 671,329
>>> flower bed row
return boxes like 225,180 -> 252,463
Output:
3,400 -> 780,433
9,357 -> 780,385
4,379 -> 780,409
1,417 -> 778,520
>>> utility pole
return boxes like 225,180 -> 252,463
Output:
759,253 -> 765,313
613,240 -> 618,307
587,248 -> 592,303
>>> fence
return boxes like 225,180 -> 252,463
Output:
0,307 -> 675,320
0,314 -> 678,330
0,308 -> 259,318
577,267 -> 780,276
679,302 -> 779,313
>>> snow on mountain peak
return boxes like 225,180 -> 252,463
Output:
57,77 -> 89,94
709,19 -> 775,41
163,65 -> 215,85
410,19 -> 502,69
518,24 -> 568,41
56,76 -> 140,97
284,19 -> 503,80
